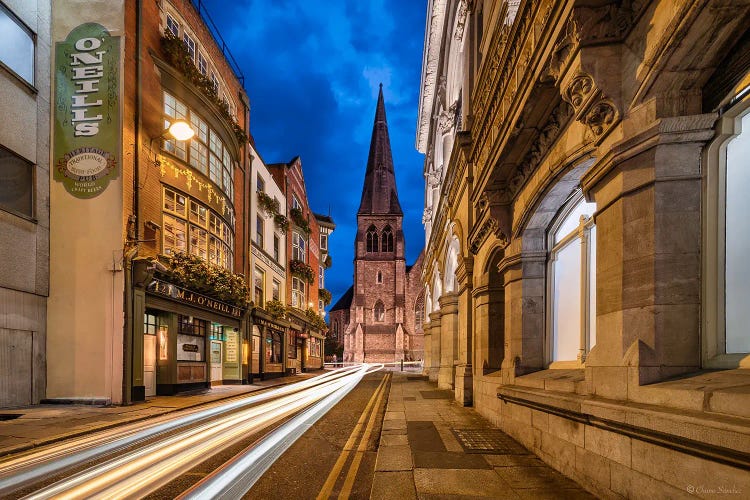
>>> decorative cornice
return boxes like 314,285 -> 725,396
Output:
454,0 -> 469,42
416,0 -> 448,152
561,72 -> 620,139
570,0 -> 649,47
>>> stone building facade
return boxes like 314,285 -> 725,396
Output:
418,0 -> 750,497
334,87 -> 424,364
0,0 -> 51,407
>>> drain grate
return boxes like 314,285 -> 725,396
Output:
451,428 -> 529,454
0,414 -> 22,421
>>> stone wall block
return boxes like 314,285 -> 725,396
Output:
547,413 -> 585,448
575,446 -> 612,492
584,425 -> 632,467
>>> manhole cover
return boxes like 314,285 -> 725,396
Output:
419,390 -> 452,399
451,428 -> 528,454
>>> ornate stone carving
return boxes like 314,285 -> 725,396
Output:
422,206 -> 433,224
583,100 -> 616,135
469,217 -> 499,255
454,0 -> 468,41
437,106 -> 455,134
564,75 -> 594,110
571,1 -> 648,46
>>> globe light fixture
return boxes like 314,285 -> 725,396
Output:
168,119 -> 195,141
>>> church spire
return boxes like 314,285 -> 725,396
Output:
358,85 -> 403,215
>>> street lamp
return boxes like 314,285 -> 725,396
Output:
167,119 -> 195,141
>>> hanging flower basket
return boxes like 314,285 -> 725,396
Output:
289,207 -> 311,235
289,259 -> 315,283
305,307 -> 329,332
265,299 -> 287,319
319,288 -> 332,306
274,214 -> 289,231
161,30 -> 247,145
164,252 -> 250,308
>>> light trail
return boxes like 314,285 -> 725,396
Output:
0,365 -> 364,497
2,364 -> 379,499
182,364 -> 384,500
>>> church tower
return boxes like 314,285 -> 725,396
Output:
347,85 -> 408,363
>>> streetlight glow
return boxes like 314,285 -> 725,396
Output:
168,120 -> 195,141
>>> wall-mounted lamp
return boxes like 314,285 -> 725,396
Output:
166,119 -> 195,141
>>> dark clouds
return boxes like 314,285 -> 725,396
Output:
200,0 -> 427,307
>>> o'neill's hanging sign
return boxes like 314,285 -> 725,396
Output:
54,23 -> 120,198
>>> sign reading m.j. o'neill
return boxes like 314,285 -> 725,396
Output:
54,23 -> 120,198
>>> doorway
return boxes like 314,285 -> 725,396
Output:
144,334 -> 156,397
210,340 -> 223,385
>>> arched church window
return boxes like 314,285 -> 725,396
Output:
548,193 -> 597,364
414,292 -> 425,332
377,271 -> 383,284
374,301 -> 385,322
366,225 -> 378,253
381,226 -> 394,252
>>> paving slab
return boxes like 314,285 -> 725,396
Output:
370,372 -> 595,499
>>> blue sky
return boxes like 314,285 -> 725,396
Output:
200,0 -> 427,306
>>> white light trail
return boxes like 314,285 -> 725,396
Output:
7,365 -> 376,499
0,366 -> 362,496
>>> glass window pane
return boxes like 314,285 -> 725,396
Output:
163,214 -> 186,255
0,147 -> 33,217
555,198 -> 596,244
552,238 -> 582,361
0,5 -> 34,84
190,113 -> 208,143
189,141 -> 208,175
726,112 -> 750,353
588,225 -> 597,351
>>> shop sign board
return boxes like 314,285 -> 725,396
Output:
148,278 -> 243,318
54,23 -> 121,198
225,332 -> 238,363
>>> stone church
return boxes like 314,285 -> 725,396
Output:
329,86 -> 424,364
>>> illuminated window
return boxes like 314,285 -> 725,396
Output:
292,277 -> 305,308
548,195 -> 596,364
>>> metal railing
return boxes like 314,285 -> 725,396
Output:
191,0 -> 245,86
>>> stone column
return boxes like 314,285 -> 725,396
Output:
582,113 -> 716,399
422,319 -> 432,376
454,258 -> 473,405
438,293 -> 459,390
428,311 -> 442,381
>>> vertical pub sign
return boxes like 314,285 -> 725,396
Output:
54,23 -> 120,198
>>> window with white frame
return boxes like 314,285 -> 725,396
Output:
163,91 -> 235,201
292,231 -> 306,262
182,32 -> 196,61
704,92 -> 750,367
320,233 -> 328,251
257,175 -> 265,193
292,195 -> 301,210
163,187 -> 233,270
319,266 -> 324,289
292,277 -> 305,308
197,52 -> 207,75
166,13 -> 179,36
547,194 -> 597,365
272,279 -> 280,301
273,234 -> 280,262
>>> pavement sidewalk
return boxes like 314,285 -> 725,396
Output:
0,372 -> 319,458
371,373 -> 595,499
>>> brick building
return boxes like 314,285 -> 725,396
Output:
333,87 -> 424,364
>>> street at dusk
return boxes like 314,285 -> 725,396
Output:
1,0 -> 750,499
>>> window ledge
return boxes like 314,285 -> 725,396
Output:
514,368 -> 587,394
497,383 -> 750,467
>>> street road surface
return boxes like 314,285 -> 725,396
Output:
0,365 -> 389,499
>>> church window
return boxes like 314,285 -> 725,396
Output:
548,194 -> 597,365
381,226 -> 394,252
366,225 -> 378,253
377,271 -> 382,284
374,301 -> 385,322
414,293 -> 425,331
